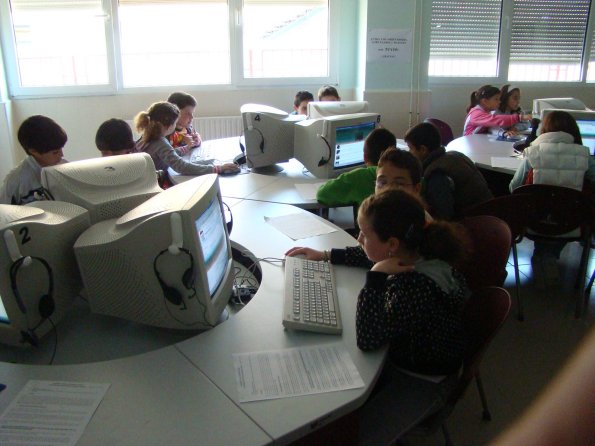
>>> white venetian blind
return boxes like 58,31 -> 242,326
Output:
429,0 -> 502,77
586,20 -> 595,82
508,0 -> 591,81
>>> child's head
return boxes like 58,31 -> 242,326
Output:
467,85 -> 501,113
357,189 -> 468,265
167,92 -> 197,130
135,102 -> 180,142
317,85 -> 341,101
498,85 -> 521,113
293,91 -> 314,115
541,110 -> 583,144
404,122 -> 442,162
17,115 -> 67,167
375,148 -> 422,196
95,119 -> 135,156
363,128 -> 396,166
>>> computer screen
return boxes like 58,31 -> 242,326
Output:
74,174 -> 234,330
307,101 -> 370,119
240,103 -> 306,171
41,152 -> 162,224
294,113 -> 381,178
0,201 -> 91,346
533,97 -> 588,116
540,109 -> 595,155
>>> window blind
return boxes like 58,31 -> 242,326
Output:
509,0 -> 591,64
430,0 -> 502,59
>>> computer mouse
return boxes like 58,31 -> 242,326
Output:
219,168 -> 240,176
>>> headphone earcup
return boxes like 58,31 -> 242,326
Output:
162,284 -> 183,306
38,294 -> 55,319
182,268 -> 194,289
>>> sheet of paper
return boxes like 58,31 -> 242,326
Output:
233,344 -> 364,402
0,380 -> 110,446
490,156 -> 522,169
294,182 -> 326,200
265,213 -> 337,240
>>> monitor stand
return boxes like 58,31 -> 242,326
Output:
250,164 -> 284,174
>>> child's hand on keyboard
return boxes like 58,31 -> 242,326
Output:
285,247 -> 324,261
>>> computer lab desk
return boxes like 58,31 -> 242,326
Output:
0,199 -> 386,445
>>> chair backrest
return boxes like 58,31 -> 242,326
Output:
512,184 -> 593,237
424,118 -> 455,146
458,215 -> 512,291
463,194 -> 535,243
445,287 -> 511,407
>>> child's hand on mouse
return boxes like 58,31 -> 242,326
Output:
285,247 -> 324,261
220,163 -> 240,174
371,257 -> 414,275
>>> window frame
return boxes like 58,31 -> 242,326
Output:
427,0 -> 595,86
0,0 -> 338,98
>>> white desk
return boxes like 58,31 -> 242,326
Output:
446,134 -> 520,174
0,200 -> 385,446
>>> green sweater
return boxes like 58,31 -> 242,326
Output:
316,166 -> 377,207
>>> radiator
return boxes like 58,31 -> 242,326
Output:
193,116 -> 243,140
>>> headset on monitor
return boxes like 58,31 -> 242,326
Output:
4,229 -> 55,347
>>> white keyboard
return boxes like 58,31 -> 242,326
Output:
283,256 -> 342,335
190,145 -> 212,163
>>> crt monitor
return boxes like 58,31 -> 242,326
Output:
0,201 -> 90,346
294,113 -> 381,179
540,109 -> 595,156
41,152 -> 162,224
307,101 -> 369,119
533,97 -> 589,115
74,174 -> 234,330
240,103 -> 306,172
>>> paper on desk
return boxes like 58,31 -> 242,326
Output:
0,380 -> 110,446
265,212 -> 337,240
491,156 -> 522,169
294,182 -> 326,200
233,344 -> 364,402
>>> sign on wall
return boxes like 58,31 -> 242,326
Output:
367,28 -> 412,63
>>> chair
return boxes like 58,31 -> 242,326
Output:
424,118 -> 455,146
457,215 -> 512,292
513,184 -> 593,318
405,287 -> 512,446
463,194 -> 535,320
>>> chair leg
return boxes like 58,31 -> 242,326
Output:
441,423 -> 453,446
475,372 -> 492,421
512,244 -> 523,321
574,240 -> 591,318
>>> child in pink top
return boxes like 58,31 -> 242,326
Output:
463,85 -> 531,136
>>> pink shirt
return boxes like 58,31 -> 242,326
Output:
463,106 -> 521,136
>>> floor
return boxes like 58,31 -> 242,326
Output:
327,208 -> 595,446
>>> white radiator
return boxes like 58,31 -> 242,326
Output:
193,116 -> 243,140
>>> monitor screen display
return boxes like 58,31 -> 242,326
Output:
0,296 -> 9,324
576,119 -> 595,156
333,121 -> 376,170
195,197 -> 229,297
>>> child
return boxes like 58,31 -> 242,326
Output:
509,110 -> 595,286
0,115 -> 67,205
167,92 -> 202,153
463,84 -> 531,136
134,102 -> 238,183
95,118 -> 136,157
494,85 -> 529,137
317,85 -> 341,101
316,128 -> 397,207
405,122 -> 493,220
291,91 -> 314,115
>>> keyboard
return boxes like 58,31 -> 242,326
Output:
282,256 -> 342,335
189,145 -> 213,163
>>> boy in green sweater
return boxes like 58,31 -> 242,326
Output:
316,128 -> 396,207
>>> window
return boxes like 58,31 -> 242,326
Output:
587,25 -> 595,82
0,0 -> 332,95
429,0 -> 594,82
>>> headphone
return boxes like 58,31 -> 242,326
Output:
9,255 -> 55,347
153,246 -> 195,309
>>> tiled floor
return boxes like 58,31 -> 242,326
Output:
403,238 -> 595,446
